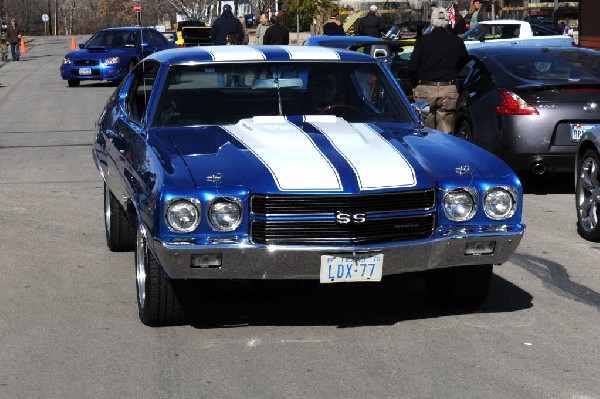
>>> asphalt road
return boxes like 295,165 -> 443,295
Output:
1,36 -> 599,399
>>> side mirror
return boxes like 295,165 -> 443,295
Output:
373,48 -> 388,58
78,43 -> 85,49
411,101 -> 430,121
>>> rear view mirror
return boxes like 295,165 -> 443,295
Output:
411,101 -> 430,121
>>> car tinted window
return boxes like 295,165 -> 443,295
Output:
126,61 -> 160,124
462,24 -> 520,40
488,49 -> 600,82
153,62 -> 413,126
531,24 -> 560,36
146,30 -> 167,46
87,30 -> 136,48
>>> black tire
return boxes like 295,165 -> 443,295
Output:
67,79 -> 80,87
455,118 -> 473,142
426,264 -> 493,309
576,149 -> 600,241
104,183 -> 135,252
136,225 -> 187,327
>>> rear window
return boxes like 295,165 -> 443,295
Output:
489,49 -> 600,82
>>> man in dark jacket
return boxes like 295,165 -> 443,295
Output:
211,4 -> 245,45
356,5 -> 385,38
407,7 -> 468,133
263,16 -> 289,45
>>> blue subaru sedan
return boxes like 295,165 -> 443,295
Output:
60,27 -> 174,87
93,45 -> 525,326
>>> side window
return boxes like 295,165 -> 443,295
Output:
148,31 -> 167,47
125,61 -> 160,125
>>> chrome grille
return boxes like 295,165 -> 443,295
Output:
250,191 -> 436,245
251,190 -> 435,216
251,214 -> 435,245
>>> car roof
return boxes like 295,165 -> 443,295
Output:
305,35 -> 385,45
469,45 -> 597,57
100,27 -> 157,32
476,19 -> 525,25
148,45 -> 377,64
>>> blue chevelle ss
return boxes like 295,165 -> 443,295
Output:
93,45 -> 525,326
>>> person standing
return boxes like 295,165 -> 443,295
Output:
263,15 -> 289,45
356,5 -> 385,38
423,2 -> 438,35
407,7 -> 469,133
6,18 -> 23,61
470,0 -> 487,26
323,11 -> 345,36
255,13 -> 271,44
211,4 -> 245,45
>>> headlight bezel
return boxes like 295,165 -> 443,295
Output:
443,187 -> 478,222
207,197 -> 243,232
483,186 -> 518,220
164,198 -> 201,233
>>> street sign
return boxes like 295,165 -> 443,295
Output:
42,14 -> 49,22
133,3 -> 142,12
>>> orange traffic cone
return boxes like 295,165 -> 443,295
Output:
70,36 -> 77,50
20,38 -> 26,54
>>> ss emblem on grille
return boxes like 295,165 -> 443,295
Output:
335,211 -> 366,224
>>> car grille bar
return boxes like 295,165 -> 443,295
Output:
251,214 -> 435,245
250,191 -> 436,245
251,190 -> 435,216
74,60 -> 100,66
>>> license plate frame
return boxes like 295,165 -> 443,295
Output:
570,123 -> 600,143
320,253 -> 383,283
78,67 -> 92,76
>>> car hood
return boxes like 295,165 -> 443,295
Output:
162,116 -> 509,193
64,47 -> 133,60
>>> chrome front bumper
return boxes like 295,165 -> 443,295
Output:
151,226 -> 525,280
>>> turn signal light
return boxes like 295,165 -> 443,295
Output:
494,89 -> 539,115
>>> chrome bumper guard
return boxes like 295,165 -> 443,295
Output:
151,226 -> 525,280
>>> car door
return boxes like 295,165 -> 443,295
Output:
111,61 -> 161,201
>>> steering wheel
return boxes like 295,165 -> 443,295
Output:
319,103 -> 361,115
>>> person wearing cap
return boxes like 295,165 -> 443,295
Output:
323,11 -> 346,36
211,4 -> 245,45
407,7 -> 468,133
355,5 -> 385,38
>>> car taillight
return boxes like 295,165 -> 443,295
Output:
494,89 -> 539,115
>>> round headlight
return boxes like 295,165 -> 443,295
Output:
444,188 -> 477,221
484,187 -> 516,220
165,199 -> 201,233
208,198 -> 242,232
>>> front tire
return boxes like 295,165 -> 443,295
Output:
426,265 -> 493,309
576,149 -> 600,241
136,225 -> 186,326
67,79 -> 80,87
104,184 -> 135,252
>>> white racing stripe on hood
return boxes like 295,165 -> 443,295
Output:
205,46 -> 266,62
283,46 -> 341,60
309,118 -> 416,189
223,118 -> 342,191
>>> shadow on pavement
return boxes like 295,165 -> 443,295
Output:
181,272 -> 532,329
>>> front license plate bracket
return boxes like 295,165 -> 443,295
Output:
320,253 -> 383,283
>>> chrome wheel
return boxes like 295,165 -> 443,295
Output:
136,226 -> 147,309
576,151 -> 600,235
104,186 -> 111,234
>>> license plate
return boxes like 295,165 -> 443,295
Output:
320,254 -> 383,283
570,124 -> 600,143
79,67 -> 92,76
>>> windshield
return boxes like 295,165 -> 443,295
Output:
490,49 -> 600,83
86,30 -> 138,48
153,62 -> 413,126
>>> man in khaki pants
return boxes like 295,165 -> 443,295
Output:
407,7 -> 468,133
